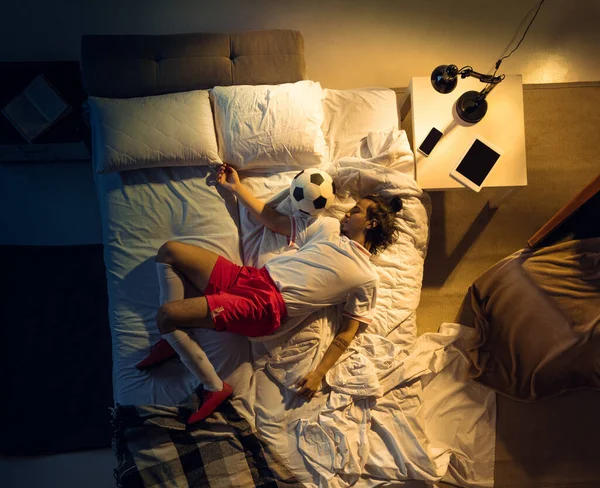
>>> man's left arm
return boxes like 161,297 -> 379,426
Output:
296,316 -> 361,400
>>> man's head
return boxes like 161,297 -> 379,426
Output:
340,195 -> 402,255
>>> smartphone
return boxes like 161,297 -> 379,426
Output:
449,136 -> 502,192
418,127 -> 443,157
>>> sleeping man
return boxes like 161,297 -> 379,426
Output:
137,163 -> 403,424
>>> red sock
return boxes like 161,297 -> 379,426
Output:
187,382 -> 233,424
136,339 -> 176,369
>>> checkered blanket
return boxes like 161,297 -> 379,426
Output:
111,388 -> 303,488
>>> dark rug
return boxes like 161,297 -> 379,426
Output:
0,244 -> 112,455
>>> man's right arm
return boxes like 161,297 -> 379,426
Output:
234,183 -> 292,237
217,163 -> 292,237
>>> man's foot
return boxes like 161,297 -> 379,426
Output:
135,339 -> 177,370
187,382 -> 233,424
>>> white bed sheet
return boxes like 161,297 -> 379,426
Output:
95,128 -> 495,487
93,165 -> 253,406
234,130 -> 496,487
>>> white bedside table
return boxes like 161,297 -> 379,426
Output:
401,75 -> 527,206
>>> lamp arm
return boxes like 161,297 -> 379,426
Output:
458,67 -> 504,85
457,67 -> 505,100
480,79 -> 503,98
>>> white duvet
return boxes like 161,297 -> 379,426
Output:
94,122 -> 496,487
235,130 -> 496,488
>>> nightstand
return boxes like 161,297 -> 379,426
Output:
401,75 -> 527,207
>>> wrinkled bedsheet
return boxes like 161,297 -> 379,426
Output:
97,126 -> 496,487
235,130 -> 497,487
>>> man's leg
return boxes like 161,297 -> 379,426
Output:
159,333 -> 223,400
156,297 -> 214,333
136,257 -> 212,370
140,242 -> 222,388
137,242 -> 233,422
156,240 -> 220,293
139,239 -> 218,367
154,287 -> 233,424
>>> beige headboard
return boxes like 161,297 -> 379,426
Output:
80,30 -> 306,98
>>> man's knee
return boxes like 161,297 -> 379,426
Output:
156,240 -> 179,265
156,303 -> 177,334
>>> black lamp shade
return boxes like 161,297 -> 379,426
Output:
431,64 -> 458,93
456,90 -> 488,123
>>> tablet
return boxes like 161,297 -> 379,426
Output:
449,136 -> 502,192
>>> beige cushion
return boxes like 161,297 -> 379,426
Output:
88,90 -> 221,173
322,87 -> 399,161
210,80 -> 328,172
467,238 -> 600,400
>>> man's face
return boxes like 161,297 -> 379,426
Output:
340,199 -> 374,239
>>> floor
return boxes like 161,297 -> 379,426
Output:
2,83 -> 599,488
1,449 -> 116,488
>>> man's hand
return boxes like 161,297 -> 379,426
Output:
295,318 -> 360,402
216,163 -> 241,193
296,370 -> 324,400
217,162 -> 292,237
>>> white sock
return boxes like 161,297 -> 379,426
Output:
156,262 -> 185,304
163,330 -> 223,392
156,263 -> 223,392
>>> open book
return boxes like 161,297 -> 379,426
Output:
1,75 -> 71,143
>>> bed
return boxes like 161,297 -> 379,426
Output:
457,179 -> 600,487
81,30 -> 496,487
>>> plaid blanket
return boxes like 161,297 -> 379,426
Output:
111,388 -> 304,488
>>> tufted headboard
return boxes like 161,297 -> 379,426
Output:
80,30 -> 306,98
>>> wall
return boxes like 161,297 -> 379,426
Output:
1,0 -> 599,246
1,2 -> 599,486
2,0 -> 600,87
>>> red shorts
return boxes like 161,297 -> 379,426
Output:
204,256 -> 287,337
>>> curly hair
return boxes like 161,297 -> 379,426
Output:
363,195 -> 403,256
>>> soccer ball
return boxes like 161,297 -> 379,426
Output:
289,168 -> 336,215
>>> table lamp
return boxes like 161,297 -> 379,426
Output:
430,65 -> 505,123
430,0 -> 546,124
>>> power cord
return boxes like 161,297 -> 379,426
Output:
493,0 -> 547,75
453,0 -> 547,82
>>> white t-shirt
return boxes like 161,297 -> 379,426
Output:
265,215 -> 379,325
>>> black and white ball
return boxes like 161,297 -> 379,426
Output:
290,168 -> 336,215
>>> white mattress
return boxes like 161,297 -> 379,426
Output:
233,131 -> 495,488
93,165 -> 253,406
93,97 -> 496,486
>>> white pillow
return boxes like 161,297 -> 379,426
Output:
210,80 -> 328,172
322,87 -> 399,161
88,90 -> 221,174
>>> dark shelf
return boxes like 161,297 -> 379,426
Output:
0,61 -> 90,147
